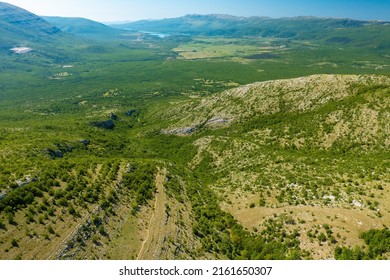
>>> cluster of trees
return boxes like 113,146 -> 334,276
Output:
121,162 -> 156,214
0,182 -> 43,213
335,228 -> 390,259
164,173 -> 184,203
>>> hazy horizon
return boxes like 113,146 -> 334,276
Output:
3,0 -> 390,22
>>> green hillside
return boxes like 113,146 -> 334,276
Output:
158,74 -> 390,259
0,3 -> 389,260
43,16 -> 135,41
0,2 -> 64,49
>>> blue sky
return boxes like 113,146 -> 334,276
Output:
4,0 -> 390,22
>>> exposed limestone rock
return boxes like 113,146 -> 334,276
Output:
90,119 -> 115,129
161,126 -> 197,135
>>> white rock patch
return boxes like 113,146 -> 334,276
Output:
10,47 -> 32,54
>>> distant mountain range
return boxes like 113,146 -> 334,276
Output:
112,14 -> 390,42
42,16 -> 131,41
1,1 -> 390,52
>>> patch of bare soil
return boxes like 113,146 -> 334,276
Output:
137,168 -> 204,260
222,198 -> 389,259
137,169 -> 166,259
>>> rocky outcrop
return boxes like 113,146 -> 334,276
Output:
205,117 -> 230,126
47,148 -> 63,159
90,120 -> 115,129
126,109 -> 138,116
161,126 -> 197,135
0,192 -> 7,200
46,142 -> 74,159
80,139 -> 90,146
109,112 -> 118,120
15,175 -> 37,188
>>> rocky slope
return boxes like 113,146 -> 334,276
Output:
163,74 -> 390,150
167,74 -> 390,259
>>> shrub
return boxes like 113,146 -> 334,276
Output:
11,239 -> 18,247
98,225 -> 106,236
6,212 -> 15,225
317,233 -> 327,243
47,225 -> 55,234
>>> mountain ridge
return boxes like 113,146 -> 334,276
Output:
43,16 -> 133,40
111,14 -> 390,38
0,2 -> 63,48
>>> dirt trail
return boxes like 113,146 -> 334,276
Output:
137,168 -> 167,260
